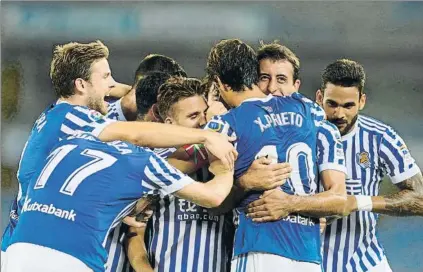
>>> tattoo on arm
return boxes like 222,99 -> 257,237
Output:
382,172 -> 423,216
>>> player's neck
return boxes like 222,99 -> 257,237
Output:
58,95 -> 88,108
232,85 -> 267,107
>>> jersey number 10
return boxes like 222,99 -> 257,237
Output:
255,143 -> 315,195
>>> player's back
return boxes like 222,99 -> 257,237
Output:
17,102 -> 111,195
207,93 -> 321,264
225,93 -> 318,200
1,101 -> 112,252
10,134 -> 154,271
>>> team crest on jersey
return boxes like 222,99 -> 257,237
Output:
356,151 -> 371,169
207,120 -> 223,133
88,110 -> 104,122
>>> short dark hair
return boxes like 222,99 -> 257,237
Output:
157,77 -> 204,120
135,71 -> 171,116
257,41 -> 300,81
321,59 -> 366,96
134,54 -> 187,84
50,40 -> 109,98
206,39 -> 258,92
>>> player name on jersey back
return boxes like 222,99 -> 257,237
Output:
254,111 -> 304,132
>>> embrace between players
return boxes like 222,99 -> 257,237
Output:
2,39 -> 422,272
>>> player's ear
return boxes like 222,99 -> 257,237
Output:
294,79 -> 301,91
316,89 -> 324,106
164,116 -> 174,125
215,77 -> 230,92
359,93 -> 366,110
74,78 -> 87,94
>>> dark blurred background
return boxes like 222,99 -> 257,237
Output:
1,2 -> 422,271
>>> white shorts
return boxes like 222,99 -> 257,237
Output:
368,257 -> 393,272
4,243 -> 93,272
1,250 -> 6,271
231,252 -> 322,272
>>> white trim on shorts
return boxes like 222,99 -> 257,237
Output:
231,252 -> 321,272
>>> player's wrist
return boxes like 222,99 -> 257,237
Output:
354,195 -> 373,212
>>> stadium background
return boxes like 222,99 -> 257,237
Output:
1,2 -> 422,271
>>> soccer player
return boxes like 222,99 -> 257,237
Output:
126,76 -> 293,272
3,132 -> 235,272
247,42 -> 345,234
0,41 -> 237,259
204,39 -> 347,272
131,77 -> 229,272
107,54 -> 187,122
104,64 -> 184,272
316,59 -> 423,272
256,41 -> 301,97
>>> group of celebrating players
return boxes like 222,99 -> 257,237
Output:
1,38 -> 422,272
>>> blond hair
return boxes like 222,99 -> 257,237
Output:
50,40 -> 109,97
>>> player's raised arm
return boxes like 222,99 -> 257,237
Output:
98,121 -> 237,169
108,82 -> 132,99
145,151 -> 234,209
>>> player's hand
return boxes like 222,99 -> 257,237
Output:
123,216 -> 148,228
124,196 -> 157,228
246,189 -> 294,222
238,157 -> 291,191
204,132 -> 238,170
206,101 -> 228,122
208,159 -> 234,176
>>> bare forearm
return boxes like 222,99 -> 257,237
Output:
349,173 -> 423,216
109,82 -> 132,98
174,170 -> 234,208
201,172 -> 234,208
99,122 -> 208,148
126,227 -> 153,272
292,191 -> 347,217
209,185 -> 245,215
372,191 -> 423,216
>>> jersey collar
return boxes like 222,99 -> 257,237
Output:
240,94 -> 274,106
340,116 -> 360,141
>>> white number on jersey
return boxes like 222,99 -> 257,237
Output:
256,143 -> 315,195
34,144 -> 117,195
286,143 -> 315,195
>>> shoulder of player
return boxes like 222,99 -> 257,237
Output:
318,120 -> 339,132
357,115 -> 397,136
67,105 -> 111,123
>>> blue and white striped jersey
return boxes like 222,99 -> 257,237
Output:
317,120 -> 347,175
322,115 -> 421,272
1,101 -> 114,252
9,133 -> 195,271
138,147 -> 232,272
105,100 -> 231,272
107,99 -> 127,121
205,93 -> 324,264
102,99 -> 131,272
